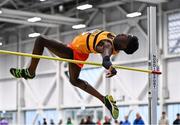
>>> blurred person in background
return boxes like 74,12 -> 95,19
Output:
114,119 -> 119,125
159,111 -> 169,125
67,117 -> 73,125
50,119 -> 55,125
173,113 -> 180,125
97,118 -> 102,125
38,120 -> 41,125
79,118 -> 85,125
103,116 -> 111,125
43,118 -> 47,125
84,116 -> 95,124
122,115 -> 131,125
120,120 -> 123,125
0,117 -> 8,125
133,113 -> 144,125
58,119 -> 63,125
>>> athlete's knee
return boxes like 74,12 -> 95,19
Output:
69,77 -> 88,90
35,35 -> 47,45
69,77 -> 79,87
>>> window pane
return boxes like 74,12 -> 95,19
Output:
168,12 -> 180,54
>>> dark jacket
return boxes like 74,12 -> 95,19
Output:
103,121 -> 111,125
173,119 -> 180,125
133,118 -> 144,125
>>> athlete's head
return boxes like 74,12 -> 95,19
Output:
113,34 -> 139,54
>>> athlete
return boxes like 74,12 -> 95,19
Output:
10,29 -> 139,119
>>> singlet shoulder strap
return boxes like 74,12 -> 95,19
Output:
86,33 -> 91,52
93,31 -> 104,51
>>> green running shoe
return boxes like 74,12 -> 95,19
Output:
10,68 -> 35,79
104,95 -> 119,119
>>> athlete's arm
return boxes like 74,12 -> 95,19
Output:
96,41 -> 117,78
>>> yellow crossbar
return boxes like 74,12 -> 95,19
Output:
0,50 -> 161,74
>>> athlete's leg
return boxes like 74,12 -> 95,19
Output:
28,35 -> 73,75
68,63 -> 104,103
68,63 -> 119,119
10,35 -> 73,79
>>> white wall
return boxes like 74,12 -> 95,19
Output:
0,80 -> 17,109
167,58 -> 180,101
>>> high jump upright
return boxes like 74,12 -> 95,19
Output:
147,6 -> 159,125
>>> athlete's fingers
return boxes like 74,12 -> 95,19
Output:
106,72 -> 115,78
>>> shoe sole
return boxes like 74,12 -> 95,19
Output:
10,68 -> 20,78
10,68 -> 35,80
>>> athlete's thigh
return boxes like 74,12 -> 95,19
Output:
42,37 -> 73,59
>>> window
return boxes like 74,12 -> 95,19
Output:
168,12 -> 180,54
0,111 -> 16,124
167,104 -> 180,124
25,110 -> 58,125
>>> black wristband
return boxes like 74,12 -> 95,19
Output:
102,56 -> 112,69
111,68 -> 117,75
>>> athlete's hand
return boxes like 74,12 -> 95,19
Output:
106,66 -> 117,78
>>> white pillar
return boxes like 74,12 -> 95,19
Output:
147,6 -> 159,125
56,26 -> 65,122
17,29 -> 25,125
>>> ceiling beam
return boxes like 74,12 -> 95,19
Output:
23,0 -> 73,10
1,8 -> 83,24
98,1 -> 125,8
0,0 -> 10,7
0,13 -> 75,26
135,0 -> 168,4
9,0 -> 18,9
0,17 -> 57,27
13,0 -> 28,7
